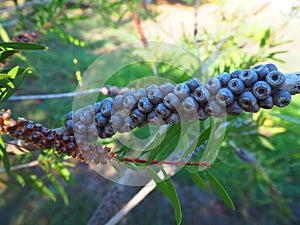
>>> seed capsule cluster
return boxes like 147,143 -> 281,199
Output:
0,110 -> 110,164
63,63 -> 291,140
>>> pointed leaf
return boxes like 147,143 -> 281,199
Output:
189,172 -> 206,189
148,167 -> 182,225
0,42 -> 48,50
47,173 -> 69,205
0,50 -> 17,62
0,136 -> 10,173
205,170 -> 235,210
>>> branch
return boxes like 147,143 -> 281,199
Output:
0,160 -> 39,174
105,166 -> 176,225
283,71 -> 300,95
7,86 -> 132,101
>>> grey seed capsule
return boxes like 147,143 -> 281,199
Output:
95,112 -> 108,127
239,91 -> 257,112
74,134 -> 86,145
101,124 -> 115,138
205,100 -> 224,117
74,121 -> 87,134
123,95 -> 137,110
252,64 -> 269,80
228,78 -> 245,95
148,86 -> 164,104
226,101 -> 243,116
138,97 -> 153,113
197,108 -> 208,121
110,114 -> 124,130
131,109 -> 147,125
272,89 -> 291,107
101,98 -> 113,117
113,95 -> 124,110
174,83 -> 190,99
193,86 -> 210,105
124,116 -> 138,129
80,110 -> 93,125
165,113 -> 180,124
205,77 -> 222,94
66,111 -> 73,121
259,95 -> 274,109
65,120 -> 74,134
230,70 -> 243,79
185,78 -> 201,92
216,88 -> 234,106
159,82 -> 175,95
163,93 -> 181,110
182,97 -> 199,112
217,72 -> 231,87
252,81 -> 272,100
265,63 -> 278,72
239,69 -> 258,87
73,108 -> 84,122
155,103 -> 171,119
248,104 -> 260,113
265,71 -> 286,89
134,88 -> 148,101
123,90 -> 135,96
94,102 -> 102,114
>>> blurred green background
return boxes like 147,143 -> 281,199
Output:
0,0 -> 300,224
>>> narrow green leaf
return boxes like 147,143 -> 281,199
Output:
19,173 -> 56,201
189,172 -> 206,189
161,169 -> 182,225
147,123 -> 181,163
48,174 -> 69,205
271,113 -> 300,125
0,50 -> 17,62
0,136 -> 10,173
0,67 -> 30,102
148,167 -> 182,225
0,42 -> 48,50
205,170 -> 235,211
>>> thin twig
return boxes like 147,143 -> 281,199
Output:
0,160 -> 39,173
193,0 -> 200,56
7,86 -> 131,101
111,154 -> 210,167
105,182 -> 156,225
128,0 -> 159,77
201,31 -> 233,76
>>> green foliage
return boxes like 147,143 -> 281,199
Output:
0,136 -> 10,173
0,0 -> 300,224
148,167 -> 182,225
205,169 -> 235,210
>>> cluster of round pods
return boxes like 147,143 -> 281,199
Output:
0,110 -> 111,164
64,63 -> 291,140
1,64 -> 293,164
